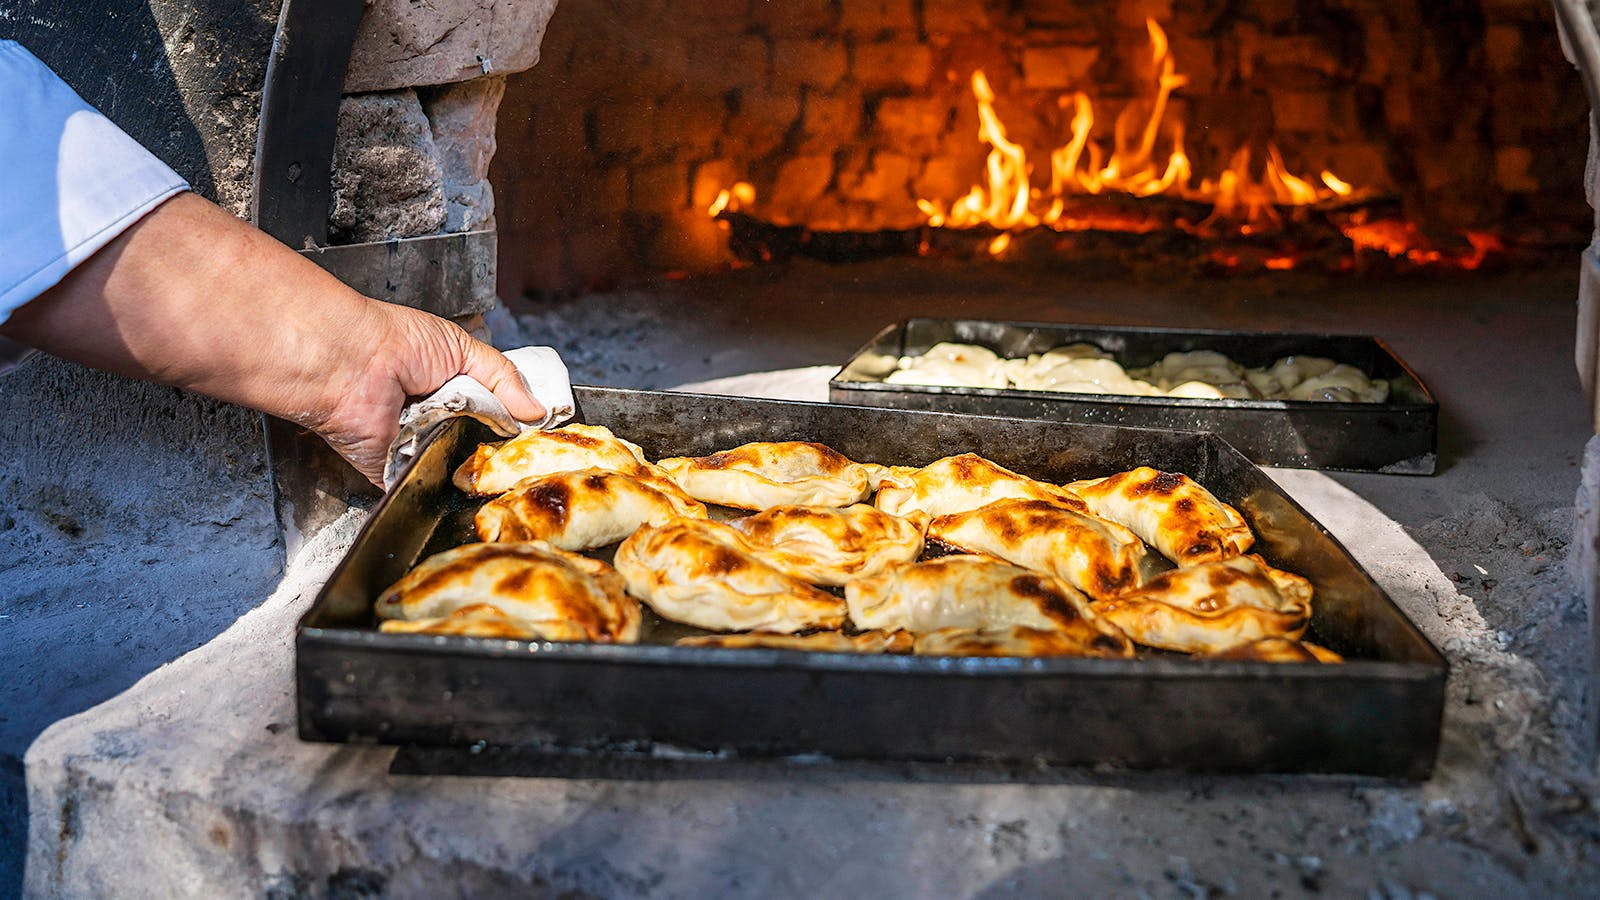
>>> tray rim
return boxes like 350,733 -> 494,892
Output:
297,388 -> 1449,678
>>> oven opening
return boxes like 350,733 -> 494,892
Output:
491,1 -> 1587,296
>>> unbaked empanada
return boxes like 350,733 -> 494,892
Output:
614,518 -> 847,632
1091,554 -> 1311,654
929,498 -> 1148,601
453,423 -> 656,496
874,453 -> 1088,519
1067,466 -> 1253,565
728,503 -> 926,586
656,441 -> 888,509
913,624 -> 1134,658
376,541 -> 641,643
844,555 -> 1119,641
885,341 -> 1008,388
474,468 -> 707,550
675,630 -> 913,654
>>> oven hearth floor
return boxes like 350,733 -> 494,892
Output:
15,258 -> 1600,895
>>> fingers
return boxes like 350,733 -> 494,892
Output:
458,333 -> 548,424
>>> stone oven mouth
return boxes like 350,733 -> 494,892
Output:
492,2 -> 1588,296
701,17 -> 1509,277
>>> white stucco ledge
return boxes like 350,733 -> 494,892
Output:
22,372 -> 1600,897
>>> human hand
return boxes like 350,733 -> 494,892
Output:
304,301 -> 546,486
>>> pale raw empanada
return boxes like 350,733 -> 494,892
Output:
873,453 -> 1088,519
614,518 -> 847,633
1066,466 -> 1253,565
886,341 -> 1008,388
375,541 -> 641,643
844,555 -> 1120,641
1207,636 -> 1343,663
656,441 -> 888,509
675,630 -> 913,654
474,468 -> 706,550
453,423 -> 656,496
1091,554 -> 1312,654
728,503 -> 925,586
929,498 -> 1148,600
913,624 -> 1134,658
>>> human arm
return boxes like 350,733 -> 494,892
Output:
0,191 -> 544,485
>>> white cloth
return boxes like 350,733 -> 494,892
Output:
383,346 -> 576,489
0,40 -> 190,340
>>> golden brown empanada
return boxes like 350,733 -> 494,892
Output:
844,555 -> 1118,639
1066,466 -> 1253,565
675,630 -> 914,654
453,423 -> 656,496
656,441 -> 888,509
1207,636 -> 1343,663
1091,554 -> 1311,654
913,624 -> 1134,658
929,498 -> 1148,601
375,541 -> 641,643
727,503 -> 926,586
614,518 -> 847,633
377,603 -> 548,640
474,468 -> 707,550
874,453 -> 1088,519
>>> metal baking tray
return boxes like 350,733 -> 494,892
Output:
829,318 -> 1439,474
297,386 -> 1447,778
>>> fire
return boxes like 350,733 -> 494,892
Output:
919,19 -> 1357,255
705,20 -> 1501,273
708,181 -> 755,217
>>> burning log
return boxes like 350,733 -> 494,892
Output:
716,211 -> 925,264
715,191 -> 1416,274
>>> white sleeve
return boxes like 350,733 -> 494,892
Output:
0,40 -> 191,325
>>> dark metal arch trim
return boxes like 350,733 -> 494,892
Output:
251,0 -> 366,246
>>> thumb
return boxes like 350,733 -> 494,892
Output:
459,337 -> 547,424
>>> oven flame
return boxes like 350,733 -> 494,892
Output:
704,20 -> 1502,273
919,18 -> 1353,254
708,181 -> 755,217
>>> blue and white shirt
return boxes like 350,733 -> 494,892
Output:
0,40 -> 189,364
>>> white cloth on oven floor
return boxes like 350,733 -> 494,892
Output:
20,436 -> 1498,898
383,345 -> 576,489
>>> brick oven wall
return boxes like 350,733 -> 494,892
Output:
494,0 -> 1588,297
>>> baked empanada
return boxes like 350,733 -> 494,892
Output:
1091,554 -> 1312,654
614,518 -> 847,633
1207,636 -> 1343,663
1066,466 -> 1253,565
913,624 -> 1134,658
474,468 -> 707,550
874,453 -> 1088,519
377,603 -> 548,640
656,441 -> 888,509
453,423 -> 656,496
844,555 -> 1117,639
675,630 -> 913,654
376,541 -> 641,643
929,498 -> 1148,600
728,503 -> 926,586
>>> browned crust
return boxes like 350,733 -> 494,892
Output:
675,630 -> 914,653
1208,637 -> 1344,663
914,625 -> 1135,658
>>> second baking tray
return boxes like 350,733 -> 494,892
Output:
829,318 -> 1439,474
298,387 -> 1446,778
